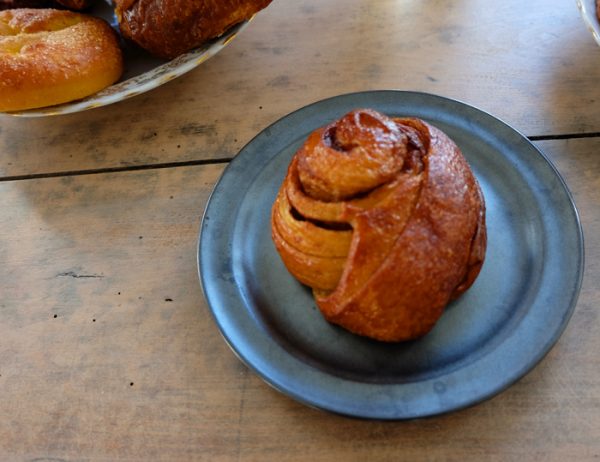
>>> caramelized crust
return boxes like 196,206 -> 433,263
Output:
271,109 -> 487,342
54,0 -> 92,10
0,0 -> 51,10
1,0 -> 94,12
114,0 -> 273,59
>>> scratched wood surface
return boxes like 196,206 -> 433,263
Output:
1,0 -> 600,178
0,136 -> 598,461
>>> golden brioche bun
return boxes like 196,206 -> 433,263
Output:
0,8 -> 123,112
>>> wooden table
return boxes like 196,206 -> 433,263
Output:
1,0 -> 599,460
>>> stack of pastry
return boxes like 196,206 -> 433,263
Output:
0,0 -> 272,111
271,109 -> 487,342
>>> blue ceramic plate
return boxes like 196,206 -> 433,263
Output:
198,91 -> 584,420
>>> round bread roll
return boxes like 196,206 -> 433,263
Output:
0,8 -> 123,112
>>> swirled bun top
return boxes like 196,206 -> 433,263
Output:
297,109 -> 408,201
271,109 -> 487,342
0,8 -> 123,112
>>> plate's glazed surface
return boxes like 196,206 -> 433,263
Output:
198,91 -> 584,420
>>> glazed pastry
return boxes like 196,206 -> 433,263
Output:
54,0 -> 92,10
0,0 -> 91,11
271,109 -> 487,342
114,0 -> 273,59
0,0 -> 50,9
0,8 -> 123,111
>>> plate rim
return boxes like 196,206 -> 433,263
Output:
197,90 -> 585,420
576,0 -> 600,46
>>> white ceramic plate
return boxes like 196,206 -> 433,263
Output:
5,1 -> 251,117
576,0 -> 600,46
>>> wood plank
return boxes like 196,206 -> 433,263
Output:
1,0 -> 599,177
0,137 -> 598,460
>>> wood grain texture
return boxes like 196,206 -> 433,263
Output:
0,0 -> 599,177
0,137 -> 598,460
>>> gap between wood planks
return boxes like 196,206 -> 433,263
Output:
1,132 -> 599,182
0,158 -> 231,182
